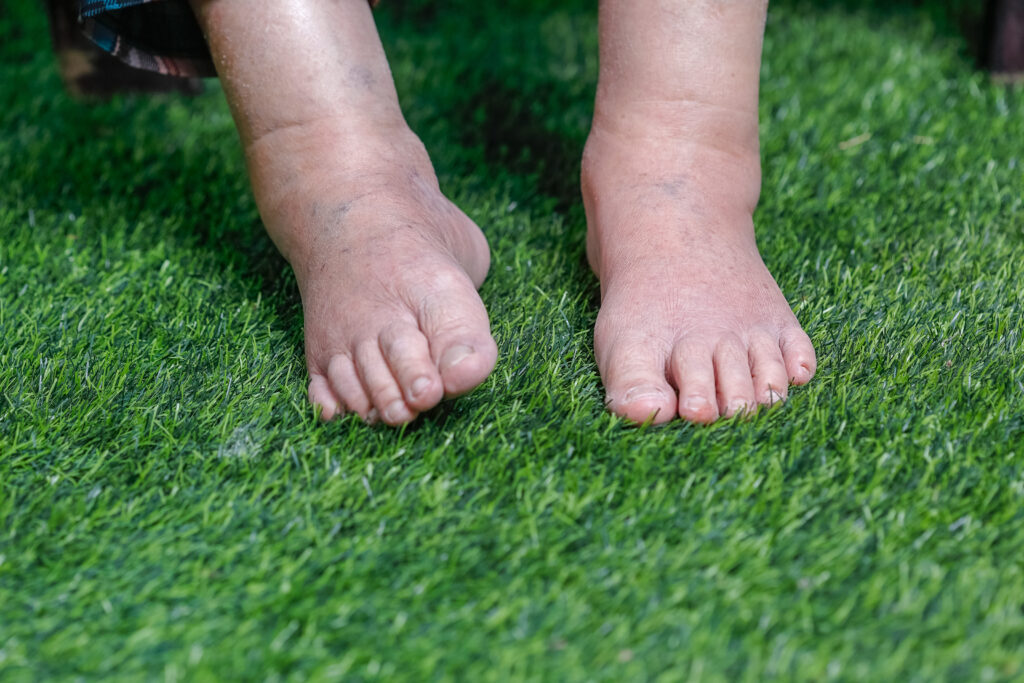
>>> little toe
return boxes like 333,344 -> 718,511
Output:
713,335 -> 756,418
308,373 -> 342,421
327,353 -> 372,420
379,322 -> 444,412
748,333 -> 790,406
418,273 -> 498,396
354,342 -> 417,425
600,340 -> 676,425
670,339 -> 719,424
780,326 -> 817,385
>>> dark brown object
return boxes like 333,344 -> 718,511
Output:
985,0 -> 1024,82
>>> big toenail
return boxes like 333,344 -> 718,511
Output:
623,386 -> 665,403
441,345 -> 473,370
384,400 -> 406,423
410,376 -> 432,398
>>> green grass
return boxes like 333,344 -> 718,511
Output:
2,0 -> 1023,680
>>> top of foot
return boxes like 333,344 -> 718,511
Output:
248,122 -> 498,425
583,127 -> 816,425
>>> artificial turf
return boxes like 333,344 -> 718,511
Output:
2,0 -> 1023,680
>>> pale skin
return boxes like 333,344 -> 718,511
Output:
188,0 -> 816,426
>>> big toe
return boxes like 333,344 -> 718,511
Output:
599,336 -> 676,425
418,268 -> 498,397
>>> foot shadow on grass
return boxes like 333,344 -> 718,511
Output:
450,77 -> 586,215
3,83 -> 304,347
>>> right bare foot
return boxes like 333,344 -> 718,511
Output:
189,0 -> 496,425
248,120 -> 497,424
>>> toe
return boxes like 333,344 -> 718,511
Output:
599,337 -> 676,425
417,271 -> 498,396
670,339 -> 719,424
748,332 -> 790,406
780,326 -> 817,385
354,341 -> 417,426
308,373 -> 342,421
379,321 -> 444,412
327,353 -> 373,420
436,342 -> 497,397
713,335 -> 756,418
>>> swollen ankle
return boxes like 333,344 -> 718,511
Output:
581,125 -> 763,218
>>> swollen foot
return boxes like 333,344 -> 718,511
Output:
582,123 -> 816,425
248,120 -> 497,424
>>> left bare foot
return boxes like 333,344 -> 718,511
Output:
583,0 -> 816,425
583,120 -> 815,425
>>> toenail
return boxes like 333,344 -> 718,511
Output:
410,376 -> 432,398
440,345 -> 474,370
365,409 -> 380,424
727,400 -> 749,415
766,389 -> 786,405
384,400 -> 407,423
623,386 -> 666,404
682,396 -> 711,414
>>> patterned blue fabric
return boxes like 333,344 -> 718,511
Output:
80,0 -> 144,14
77,0 -> 215,77
68,0 -> 378,81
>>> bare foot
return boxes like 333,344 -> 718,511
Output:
582,117 -> 816,425
584,0 -> 816,425
249,120 -> 497,424
189,0 -> 497,425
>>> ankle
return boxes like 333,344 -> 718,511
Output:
582,107 -> 763,216
591,91 -> 760,157
248,110 -> 426,171
245,117 -> 439,263
248,116 -> 433,203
